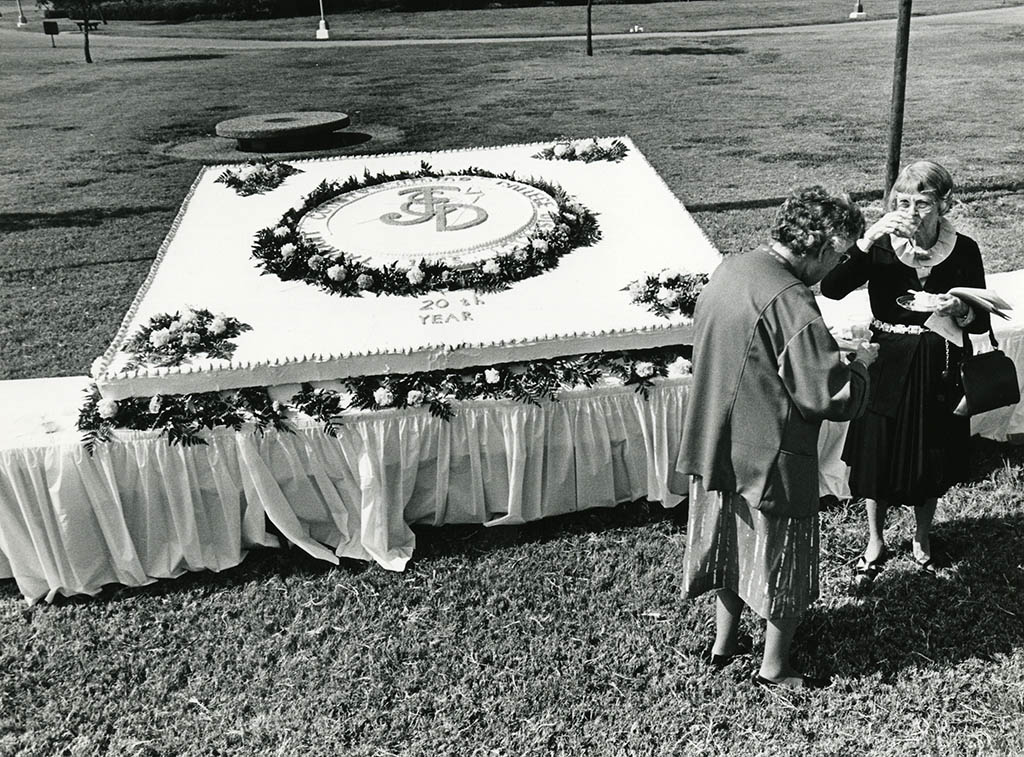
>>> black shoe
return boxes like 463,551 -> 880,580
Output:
850,550 -> 888,594
915,556 -> 938,576
705,632 -> 754,669
752,673 -> 832,690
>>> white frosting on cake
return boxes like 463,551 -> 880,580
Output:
93,138 -> 722,400
299,175 -> 559,269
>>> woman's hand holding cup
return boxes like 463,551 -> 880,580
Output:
863,209 -> 919,246
854,341 -> 880,367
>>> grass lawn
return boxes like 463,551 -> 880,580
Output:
2,3 -> 1024,755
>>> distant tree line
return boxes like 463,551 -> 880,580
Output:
41,0 -> 702,21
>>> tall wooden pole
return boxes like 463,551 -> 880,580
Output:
586,0 -> 593,56
885,0 -> 913,196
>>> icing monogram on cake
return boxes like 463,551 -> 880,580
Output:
298,176 -> 558,270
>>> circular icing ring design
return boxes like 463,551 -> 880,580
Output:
298,176 -> 560,270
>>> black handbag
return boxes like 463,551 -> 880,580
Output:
955,326 -> 1021,417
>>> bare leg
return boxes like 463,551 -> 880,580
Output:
913,498 -> 937,562
712,588 -> 744,656
758,616 -> 801,682
864,498 -> 888,562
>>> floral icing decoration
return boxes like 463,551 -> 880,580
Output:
533,137 -> 629,163
250,163 -> 600,297
122,308 -> 252,370
215,158 -> 302,196
625,270 -> 709,319
78,385 -> 290,453
78,346 -> 694,449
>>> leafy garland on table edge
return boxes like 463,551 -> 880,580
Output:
251,162 -> 600,297
533,137 -> 630,163
215,157 -> 302,196
122,308 -> 251,371
625,270 -> 709,319
77,345 -> 694,451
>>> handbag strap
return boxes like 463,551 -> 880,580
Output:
960,323 -> 999,357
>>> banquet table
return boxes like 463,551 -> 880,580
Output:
3,270 -> 1023,604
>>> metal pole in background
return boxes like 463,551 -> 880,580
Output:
885,0 -> 913,196
316,0 -> 330,39
16,0 -> 29,26
586,0 -> 593,56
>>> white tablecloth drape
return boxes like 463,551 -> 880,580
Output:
0,378 -> 690,603
4,269 -> 1023,603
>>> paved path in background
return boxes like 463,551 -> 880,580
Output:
1,5 -> 1022,51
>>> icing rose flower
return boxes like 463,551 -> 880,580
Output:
552,142 -> 571,158
667,357 -> 693,378
482,259 -> 500,276
97,398 -> 119,419
406,266 -> 425,285
484,368 -> 501,385
406,389 -> 425,406
179,310 -> 199,326
168,319 -> 183,332
307,254 -> 325,271
148,395 -> 163,414
209,316 -> 228,336
327,265 -> 347,282
356,273 -> 374,290
530,238 -> 549,254
373,387 -> 394,407
273,226 -> 290,238
656,287 -> 677,307
658,269 -> 675,284
280,242 -> 297,259
634,361 -> 655,378
180,332 -> 200,347
149,328 -> 171,348
513,247 -> 529,261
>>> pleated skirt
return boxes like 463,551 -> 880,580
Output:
843,333 -> 971,506
681,476 -> 819,621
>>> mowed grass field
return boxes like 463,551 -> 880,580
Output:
2,3 -> 1024,756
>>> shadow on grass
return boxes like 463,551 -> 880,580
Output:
119,53 -> 228,62
233,130 -> 374,154
967,435 -> 1024,482
409,497 -> 687,564
686,179 -> 1024,213
630,44 -> 746,56
804,513 -> 1024,681
0,205 -> 175,233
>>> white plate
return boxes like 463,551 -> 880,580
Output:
896,294 -> 942,313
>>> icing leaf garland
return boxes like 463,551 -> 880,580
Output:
77,346 -> 695,449
122,308 -> 251,370
78,385 -> 290,453
215,158 -> 302,196
625,270 -> 709,319
533,137 -> 630,163
251,163 -> 600,297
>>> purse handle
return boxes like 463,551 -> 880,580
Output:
960,322 -> 999,358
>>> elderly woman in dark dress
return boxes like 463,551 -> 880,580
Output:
675,187 -> 877,689
820,160 -> 990,588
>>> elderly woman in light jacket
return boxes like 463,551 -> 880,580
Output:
674,186 -> 878,689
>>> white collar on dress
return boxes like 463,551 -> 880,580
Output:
889,216 -> 956,272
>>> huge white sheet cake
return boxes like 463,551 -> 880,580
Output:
93,137 -> 722,400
